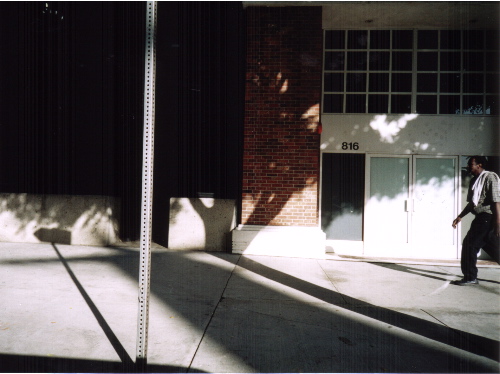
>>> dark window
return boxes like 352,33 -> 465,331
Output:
347,52 -> 367,70
463,74 -> 484,93
441,30 -> 461,49
486,74 -> 499,94
417,52 -> 438,71
440,52 -> 461,71
417,95 -> 437,114
463,95 -> 484,114
323,29 -> 498,115
392,73 -> 412,92
369,73 -> 389,92
392,52 -> 413,71
368,95 -> 388,113
439,95 -> 460,114
486,96 -> 499,115
391,95 -> 412,114
321,153 -> 365,241
348,30 -> 368,49
369,51 -> 390,70
440,73 -> 461,93
370,30 -> 390,49
325,30 -> 345,49
392,30 -> 413,49
418,30 -> 438,49
324,94 -> 343,113
346,73 -> 366,92
417,73 -> 438,92
346,94 -> 365,113
324,73 -> 344,92
463,52 -> 484,71
463,30 -> 484,50
325,52 -> 345,71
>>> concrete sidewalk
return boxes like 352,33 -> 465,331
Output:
0,242 -> 499,373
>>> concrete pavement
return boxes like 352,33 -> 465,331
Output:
0,242 -> 499,373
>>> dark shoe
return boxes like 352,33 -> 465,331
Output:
452,278 -> 479,286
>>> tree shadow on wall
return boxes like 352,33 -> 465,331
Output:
243,9 -> 322,226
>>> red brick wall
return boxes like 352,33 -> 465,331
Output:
242,6 -> 323,226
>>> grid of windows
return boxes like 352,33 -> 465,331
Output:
323,30 -> 499,115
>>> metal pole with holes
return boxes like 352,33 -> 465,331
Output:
136,0 -> 157,368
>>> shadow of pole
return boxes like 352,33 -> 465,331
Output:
226,254 -> 500,363
51,244 -> 134,367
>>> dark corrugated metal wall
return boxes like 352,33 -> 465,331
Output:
0,2 -> 244,242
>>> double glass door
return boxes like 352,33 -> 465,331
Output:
364,155 -> 459,259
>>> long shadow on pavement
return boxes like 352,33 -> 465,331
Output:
223,255 -> 500,363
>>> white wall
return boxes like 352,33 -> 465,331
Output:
0,194 -> 119,246
320,114 -> 499,156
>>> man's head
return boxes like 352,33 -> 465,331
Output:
467,156 -> 487,176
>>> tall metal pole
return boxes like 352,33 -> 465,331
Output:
136,0 -> 157,368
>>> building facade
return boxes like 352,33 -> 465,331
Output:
234,2 -> 500,260
0,2 -> 498,262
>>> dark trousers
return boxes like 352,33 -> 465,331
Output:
461,213 -> 500,280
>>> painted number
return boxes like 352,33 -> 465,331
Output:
342,142 -> 359,150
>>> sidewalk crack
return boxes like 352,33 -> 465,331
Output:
187,254 -> 241,372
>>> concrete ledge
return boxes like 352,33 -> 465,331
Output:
0,193 -> 119,246
232,225 -> 326,259
168,198 -> 236,251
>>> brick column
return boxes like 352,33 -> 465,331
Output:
242,6 -> 323,227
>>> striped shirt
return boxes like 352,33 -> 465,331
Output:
466,171 -> 500,215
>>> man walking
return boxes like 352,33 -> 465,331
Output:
452,156 -> 500,285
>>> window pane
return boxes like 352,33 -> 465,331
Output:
368,95 -> 388,113
463,52 -> 484,71
392,73 -> 412,92
418,30 -> 438,49
417,95 -> 437,114
370,30 -> 390,49
391,95 -> 411,114
346,94 -> 365,113
463,96 -> 484,114
441,30 -> 461,49
440,73 -> 461,93
369,73 -> 389,92
486,52 -> 500,71
417,52 -> 438,71
463,74 -> 484,93
325,52 -> 345,71
324,73 -> 344,92
392,52 -> 413,71
417,73 -> 437,92
369,51 -> 390,70
485,30 -> 500,51
392,30 -> 413,49
324,94 -> 343,113
485,74 -> 499,94
440,52 -> 461,71
325,30 -> 345,49
486,95 -> 499,115
347,52 -> 367,70
348,30 -> 368,49
463,30 -> 484,50
346,73 -> 366,92
321,153 -> 365,241
439,95 -> 460,114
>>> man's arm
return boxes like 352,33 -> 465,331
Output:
452,203 -> 473,228
492,202 -> 500,236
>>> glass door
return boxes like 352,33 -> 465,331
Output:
412,156 -> 458,258
364,156 -> 412,257
364,155 -> 459,258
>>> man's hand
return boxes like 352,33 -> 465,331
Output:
452,216 -> 461,228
